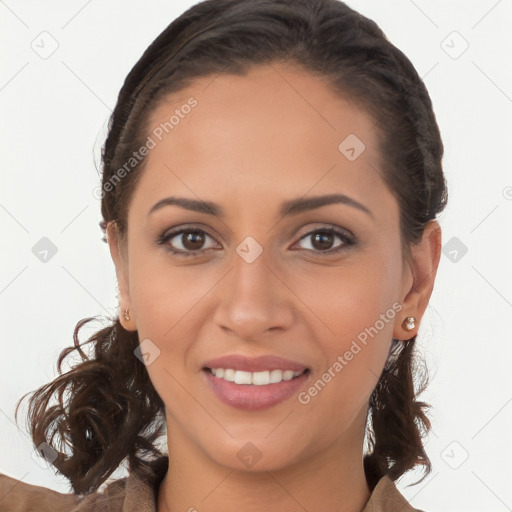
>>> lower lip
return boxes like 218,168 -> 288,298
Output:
202,369 -> 310,411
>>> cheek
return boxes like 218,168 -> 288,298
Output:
128,249 -> 216,339
126,255 -> 225,403
294,249 -> 402,408
126,256 -> 213,412
298,249 -> 401,345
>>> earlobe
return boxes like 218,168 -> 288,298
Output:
106,221 -> 137,331
393,220 -> 442,340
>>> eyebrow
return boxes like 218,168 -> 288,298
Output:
148,193 -> 373,218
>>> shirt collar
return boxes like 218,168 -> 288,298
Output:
118,456 -> 419,512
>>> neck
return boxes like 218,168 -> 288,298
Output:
157,413 -> 372,512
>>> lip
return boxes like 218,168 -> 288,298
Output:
202,354 -> 308,373
202,368 -> 310,411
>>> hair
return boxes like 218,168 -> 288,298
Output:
16,0 -> 447,495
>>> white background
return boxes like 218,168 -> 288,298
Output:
1,1 -> 511,511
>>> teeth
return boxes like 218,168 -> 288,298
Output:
223,369 -> 235,382
210,368 -> 304,385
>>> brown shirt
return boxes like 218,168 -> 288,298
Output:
0,457 -> 423,511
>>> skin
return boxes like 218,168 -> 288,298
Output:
107,62 -> 441,512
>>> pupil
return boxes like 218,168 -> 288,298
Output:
183,231 -> 204,250
312,232 -> 333,250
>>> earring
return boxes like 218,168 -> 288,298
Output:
402,316 -> 416,331
123,308 -> 131,321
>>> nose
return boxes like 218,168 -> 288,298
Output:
212,244 -> 295,341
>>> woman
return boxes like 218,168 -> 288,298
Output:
0,0 -> 446,510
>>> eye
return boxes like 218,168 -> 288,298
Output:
157,227 -> 219,256
157,225 -> 355,257
294,227 -> 355,253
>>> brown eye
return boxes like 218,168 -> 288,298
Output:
311,231 -> 335,250
160,228 -> 219,256
180,230 -> 206,250
296,228 -> 354,253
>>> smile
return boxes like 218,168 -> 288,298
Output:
202,368 -> 310,411
208,367 -> 307,385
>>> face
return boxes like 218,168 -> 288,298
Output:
108,62 -> 429,474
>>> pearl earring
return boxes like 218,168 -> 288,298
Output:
402,316 -> 416,331
123,308 -> 131,321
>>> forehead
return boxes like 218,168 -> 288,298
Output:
130,62 -> 396,220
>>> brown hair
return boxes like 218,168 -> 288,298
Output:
16,0 -> 447,495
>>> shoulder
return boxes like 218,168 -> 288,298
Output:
362,474 -> 426,512
0,473 -> 80,511
0,472 -> 128,512
0,457 -> 168,512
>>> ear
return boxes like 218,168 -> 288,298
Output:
393,220 -> 442,340
106,221 -> 137,331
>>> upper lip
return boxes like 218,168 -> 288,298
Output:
202,354 -> 308,373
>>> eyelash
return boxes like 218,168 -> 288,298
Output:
156,225 -> 356,257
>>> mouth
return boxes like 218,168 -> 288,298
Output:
203,367 -> 310,385
201,367 -> 311,411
